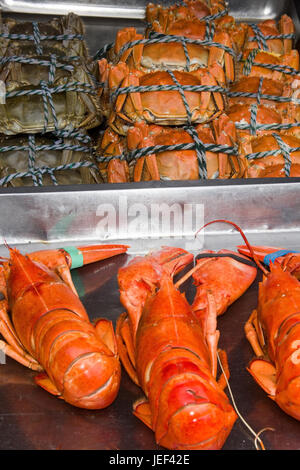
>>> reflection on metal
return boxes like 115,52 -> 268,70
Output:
0,0 -> 146,18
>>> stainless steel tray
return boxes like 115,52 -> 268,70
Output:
0,0 -> 300,452
1,0 -> 300,65
0,178 -> 300,451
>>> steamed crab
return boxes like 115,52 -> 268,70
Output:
242,16 -> 295,56
239,133 -> 300,178
227,76 -> 300,140
98,59 -> 227,134
97,116 -> 242,183
146,0 -> 248,54
109,22 -> 235,83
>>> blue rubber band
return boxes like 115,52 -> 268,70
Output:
263,249 -> 300,266
62,246 -> 84,270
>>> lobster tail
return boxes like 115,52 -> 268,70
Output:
130,274 -> 237,450
143,348 -> 237,450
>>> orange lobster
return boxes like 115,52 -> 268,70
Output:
237,242 -> 300,420
0,243 -> 128,409
115,245 -> 258,449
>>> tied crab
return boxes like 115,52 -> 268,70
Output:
238,133 -> 300,178
227,76 -> 300,139
98,60 -> 227,134
0,243 -> 128,409
240,49 -> 299,83
115,244 -> 260,450
109,21 -> 235,83
97,117 -> 242,183
242,16 -> 295,57
145,0 -> 248,55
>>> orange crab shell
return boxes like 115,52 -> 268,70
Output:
240,50 -> 300,83
146,0 -> 228,26
146,1 -> 247,55
241,133 -> 300,178
110,23 -> 235,83
243,15 -> 295,56
227,76 -> 300,139
124,117 -> 241,181
97,128 -> 130,183
98,60 -> 227,134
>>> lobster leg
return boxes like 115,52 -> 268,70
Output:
116,312 -> 139,386
245,310 -> 277,397
0,269 -> 42,370
245,310 -> 265,357
203,290 -> 220,378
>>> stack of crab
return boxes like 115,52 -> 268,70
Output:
0,11 -> 103,187
96,0 -> 247,183
96,0 -> 300,182
227,15 -> 300,178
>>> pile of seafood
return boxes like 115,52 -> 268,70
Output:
96,0 -> 300,181
0,11 -> 103,186
2,222 -> 300,450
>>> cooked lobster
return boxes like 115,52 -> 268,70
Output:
236,243 -> 300,420
0,243 -> 128,409
115,245 -> 259,449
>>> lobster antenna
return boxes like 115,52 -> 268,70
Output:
217,352 -> 274,450
194,219 -> 269,276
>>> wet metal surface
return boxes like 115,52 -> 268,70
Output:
0,248 -> 300,450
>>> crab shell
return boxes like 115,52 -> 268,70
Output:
128,119 -> 242,181
97,128 -> 130,183
243,15 -> 295,56
241,133 -> 300,178
146,0 -> 228,27
240,49 -> 300,83
146,1 -> 247,55
110,23 -> 235,83
227,76 -> 300,139
97,116 -> 243,182
98,60 -> 227,134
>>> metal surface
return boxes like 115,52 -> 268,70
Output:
0,0 -> 300,452
0,179 -> 300,450
1,0 -> 300,56
0,0 -> 299,24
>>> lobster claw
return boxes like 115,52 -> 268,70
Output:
237,245 -> 300,266
28,243 -> 129,270
237,245 -> 300,279
61,244 -> 129,269
28,244 -> 129,296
